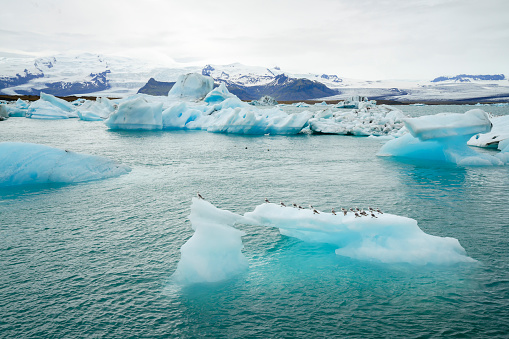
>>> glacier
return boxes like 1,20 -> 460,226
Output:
172,198 -> 475,285
378,109 -> 509,166
0,142 -> 131,187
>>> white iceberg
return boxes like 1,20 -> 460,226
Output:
309,105 -> 406,136
171,198 -> 248,284
168,73 -> 213,100
25,92 -> 79,119
172,199 -> 476,285
0,142 -> 131,187
77,97 -> 116,121
244,203 -> 475,265
105,97 -> 163,130
378,109 -> 507,166
467,114 -> 509,148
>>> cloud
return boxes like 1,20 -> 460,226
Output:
0,0 -> 508,79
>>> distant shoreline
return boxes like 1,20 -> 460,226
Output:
0,94 -> 506,106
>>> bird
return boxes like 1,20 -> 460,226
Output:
349,208 -> 355,212
298,205 -> 304,209
370,212 -> 378,218
341,208 -> 348,216
280,201 -> 286,207
197,193 -> 204,200
368,207 -> 374,211
376,208 -> 383,214
355,207 -> 360,212
331,208 -> 336,215
354,212 -> 361,218
265,198 -> 270,203
313,209 -> 320,214
292,203 -> 297,208
360,210 -> 368,216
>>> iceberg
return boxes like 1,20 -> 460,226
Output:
171,198 -> 248,284
162,100 -> 311,135
467,114 -> 509,148
203,83 -> 235,104
172,199 -> 475,285
77,97 -> 116,121
168,73 -> 213,100
25,92 -> 79,119
0,142 -> 130,187
249,95 -> 278,106
378,109 -> 508,166
26,100 -> 74,119
245,203 -> 475,265
105,97 -> 163,130
309,105 -> 406,136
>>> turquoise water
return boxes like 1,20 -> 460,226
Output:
1,105 -> 508,337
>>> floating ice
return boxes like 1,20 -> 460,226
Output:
162,100 -> 311,135
40,92 -> 76,114
309,105 -> 406,136
172,199 -> 476,285
334,96 -> 376,109
386,111 -> 503,163
244,203 -> 475,265
15,98 -> 30,109
168,73 -> 214,100
105,97 -> 163,130
26,100 -> 74,119
250,95 -> 278,106
404,109 -> 491,140
467,115 -> 509,148
77,97 -> 116,121
0,142 -> 131,187
172,198 -> 248,284
378,109 -> 507,166
203,83 -> 235,104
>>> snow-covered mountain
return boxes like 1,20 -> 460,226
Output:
1,53 -> 509,102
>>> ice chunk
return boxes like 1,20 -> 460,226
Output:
467,115 -> 509,148
77,97 -> 116,121
203,83 -> 235,104
309,105 -> 406,136
171,198 -> 248,284
244,203 -> 475,265
26,100 -> 74,119
205,107 -> 312,135
15,98 -> 30,109
378,110 -> 507,166
105,97 -> 163,130
40,92 -> 76,113
249,96 -> 278,106
0,142 -> 130,187
162,102 -> 204,129
168,73 -> 213,100
162,101 -> 310,135
404,109 -> 491,141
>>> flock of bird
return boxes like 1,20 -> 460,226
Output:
196,193 -> 383,219
264,198 -> 383,218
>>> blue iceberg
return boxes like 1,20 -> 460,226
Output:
378,109 -> 508,166
0,142 -> 131,187
172,199 -> 475,285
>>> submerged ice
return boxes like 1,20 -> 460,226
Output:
0,142 -> 131,186
173,199 -> 475,285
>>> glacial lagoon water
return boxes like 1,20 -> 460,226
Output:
1,105 -> 508,337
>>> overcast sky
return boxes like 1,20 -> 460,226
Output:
1,0 -> 508,80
